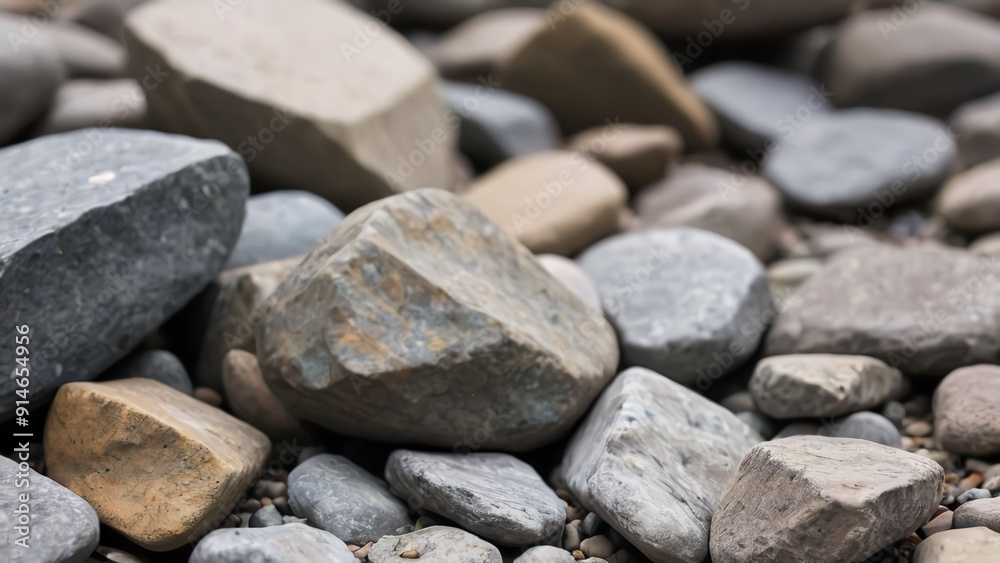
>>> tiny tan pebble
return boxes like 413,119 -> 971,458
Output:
193,386 -> 223,407
573,550 -> 585,560
354,542 -> 373,559
400,549 -> 419,559
260,497 -> 272,506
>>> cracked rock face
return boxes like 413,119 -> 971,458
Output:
562,367 -> 762,563
257,188 -> 619,451
0,128 -> 247,420
190,523 -> 356,563
369,526 -> 502,563
710,436 -> 944,562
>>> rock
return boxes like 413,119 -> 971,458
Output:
830,411 -> 903,449
763,109 -> 954,220
577,228 -> 773,387
939,159 -> 1000,232
563,367 -> 761,563
226,191 -> 344,270
288,454 -> 411,544
954,497 -> 1000,532
882,401 -> 907,429
31,79 -> 147,136
957,489 -> 992,504
537,255 -> 602,312
767,258 -> 822,303
581,535 -> 614,559
773,421 -> 822,440
691,61 -> 830,150
365,0 -> 548,28
736,411 -> 778,440
0,129 -> 247,419
257,188 -> 619,450
0,456 -> 99,563
632,164 -> 783,261
906,420 -> 933,438
496,2 -> 717,149
222,350 -> 309,441
563,520 -> 582,551
59,0 -> 150,42
720,390 -> 756,414
426,8 -> 546,80
766,245 -> 1000,376
566,124 -> 682,190
193,386 -> 223,407
934,365 -> 1000,456
970,231 -> 1000,255
749,354 -> 902,419
124,0 -> 460,211
462,151 -> 627,256
912,527 -> 1000,563
515,546 -> 575,563
94,546 -> 145,563
582,512 -> 605,537
826,4 -> 1000,116
0,13 -> 64,143
42,21 -> 125,78
710,436 -> 944,562
922,510 -> 954,536
440,81 -> 559,168
190,523 -> 356,563
369,526 -> 501,562
951,92 -> 1000,169
104,349 -> 193,395
249,505 -> 283,528
44,378 -> 270,550
385,450 -> 564,546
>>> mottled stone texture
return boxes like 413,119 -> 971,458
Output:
934,365 -> 1000,456
913,527 -> 1000,563
190,523 -> 356,563
710,436 -> 944,562
369,526 -> 502,563
0,129 -> 247,419
563,367 -> 762,563
44,379 -> 271,551
257,188 -> 619,450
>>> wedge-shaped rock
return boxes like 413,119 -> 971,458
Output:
369,526 -> 501,563
44,378 -> 271,551
563,367 -> 762,563
750,354 -> 903,419
124,0 -> 460,211
191,523 -> 355,563
710,436 -> 944,562
257,188 -> 619,450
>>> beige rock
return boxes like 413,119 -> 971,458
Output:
767,258 -> 823,303
32,79 -> 147,136
913,527 -> 1000,562
124,0 -> 460,211
969,231 -> 1000,254
426,8 -> 546,80
462,151 -> 627,256
954,497 -> 1000,533
497,2 -> 718,149
939,159 -> 1000,232
537,254 -> 602,311
567,124 -> 682,190
44,378 -> 271,551
934,365 -> 1000,456
222,350 -> 310,442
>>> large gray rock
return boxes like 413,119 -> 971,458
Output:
385,450 -> 564,546
257,188 -> 619,450
563,367 -> 762,563
934,365 -> 1000,456
190,523 -> 355,563
0,129 -> 247,419
710,436 -> 944,562
766,245 -> 1000,377
288,454 -> 411,545
368,526 -> 502,563
0,13 -> 65,143
763,109 -> 954,220
577,228 -> 772,387
0,456 -> 99,563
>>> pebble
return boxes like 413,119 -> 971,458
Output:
832,411 -> 903,449
921,510 -> 954,536
766,258 -> 822,302
249,505 -> 283,528
103,349 -> 193,395
580,535 -> 614,559
0,12 -> 64,143
31,78 -> 146,136
190,523 -> 356,563
582,512 -> 604,537
938,159 -> 1000,232
222,350 -> 310,442
882,401 -> 907,429
906,421 -> 934,438
515,545 -> 576,563
773,421 -> 822,440
563,520 -> 582,551
957,488 -> 993,505
950,91 -> 1000,169
934,365 -> 1000,456
193,386 -> 223,408
969,231 -> 1000,255
736,411 -> 778,440
567,124 -> 682,190
912,526 -> 1000,562
719,391 -> 757,414
427,8 -> 546,80
368,526 -> 502,563
42,21 -> 124,78
954,497 -> 1000,532
537,254 -> 603,312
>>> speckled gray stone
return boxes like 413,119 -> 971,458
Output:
563,367 -> 762,563
104,349 -> 193,395
385,450 -> 564,546
288,454 -> 411,544
0,456 -> 99,563
190,523 -> 355,563
577,228 -> 772,387
954,497 -> 1000,532
249,504 -> 283,528
225,191 -> 344,270
514,545 -> 576,563
257,188 -> 619,450
0,14 -> 64,143
0,129 -> 248,420
368,526 -> 502,563
831,412 -> 902,448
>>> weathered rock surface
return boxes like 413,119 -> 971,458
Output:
537,254 -> 602,312
830,411 -> 903,449
951,92 -> 1000,169
385,450 -> 564,546
44,378 -> 270,550
462,151 -> 627,256
750,354 -> 902,419
939,159 -> 1000,232
912,527 -> 1000,563
43,21 -> 125,78
226,191 -> 344,270
710,436 -> 944,562
763,109 -> 954,220
124,0 -> 460,211
0,129 -> 247,419
563,367 -> 762,563
934,365 -> 1000,456
368,526 -> 502,563
766,245 -> 1000,377
496,2 -> 717,149
567,124 -> 682,190
954,497 -> 1000,532
578,228 -> 772,386
0,456 -> 99,563
257,188 -> 619,450
514,545 -> 576,563
190,523 -> 355,563
31,78 -> 147,136
288,454 -> 411,544
104,349 -> 193,395
427,8 -> 545,80
222,350 -> 309,441
0,13 -> 64,143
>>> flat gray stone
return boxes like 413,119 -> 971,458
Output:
577,228 -> 772,387
103,349 -> 193,395
0,13 -> 64,143
368,526 -> 502,563
954,497 -> 1000,532
830,411 -> 902,448
563,367 -> 762,563
0,456 -> 99,563
190,523 -> 355,563
288,454 -> 412,544
0,128 -> 247,419
385,450 -> 564,546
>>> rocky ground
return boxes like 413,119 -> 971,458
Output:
3,0 -> 1000,562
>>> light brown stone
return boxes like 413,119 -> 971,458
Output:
934,364 -> 1000,456
44,378 -> 271,551
913,527 -> 1000,562
462,151 -> 627,256
222,350 -> 310,442
939,159 -> 1000,232
426,8 -> 546,81
567,124 -> 682,190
